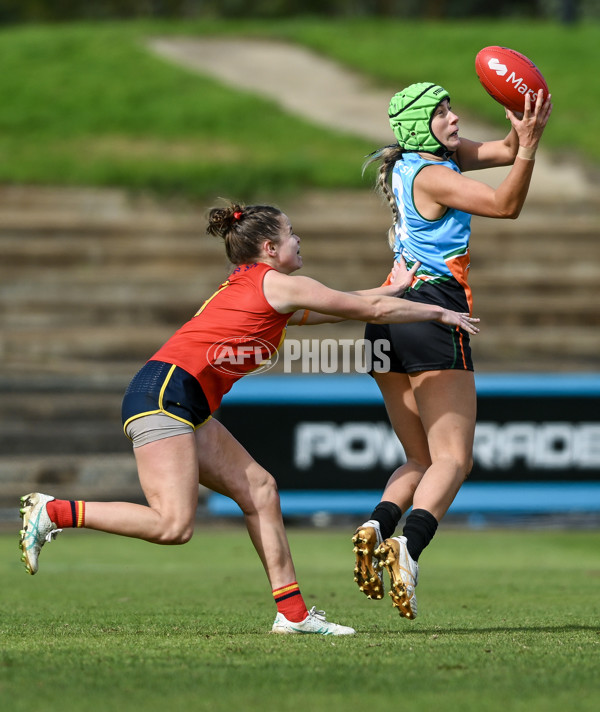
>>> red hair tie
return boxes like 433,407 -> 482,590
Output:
233,210 -> 243,220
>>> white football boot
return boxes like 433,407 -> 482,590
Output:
375,535 -> 419,619
19,493 -> 62,575
272,606 -> 355,635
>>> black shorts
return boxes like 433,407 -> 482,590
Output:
365,319 -> 473,374
364,283 -> 473,374
121,360 -> 212,433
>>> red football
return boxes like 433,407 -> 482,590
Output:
475,46 -> 549,114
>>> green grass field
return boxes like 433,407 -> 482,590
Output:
1,527 -> 598,712
0,18 -> 598,199
1,18 -> 599,709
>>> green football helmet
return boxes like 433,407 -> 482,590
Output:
388,82 -> 451,155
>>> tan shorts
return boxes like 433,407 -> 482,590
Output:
125,412 -> 198,449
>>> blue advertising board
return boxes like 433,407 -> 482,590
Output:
209,374 -> 600,516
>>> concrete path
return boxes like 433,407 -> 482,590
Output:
148,36 -> 595,203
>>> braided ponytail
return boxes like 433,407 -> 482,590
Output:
363,145 -> 404,248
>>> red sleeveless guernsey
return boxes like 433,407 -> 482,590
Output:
150,262 -> 291,412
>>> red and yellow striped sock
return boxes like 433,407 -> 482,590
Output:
46,499 -> 86,528
272,582 -> 308,623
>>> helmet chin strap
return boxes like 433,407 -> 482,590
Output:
431,127 -> 455,159
436,146 -> 455,159
406,144 -> 454,160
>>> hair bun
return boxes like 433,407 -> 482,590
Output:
207,205 -> 244,237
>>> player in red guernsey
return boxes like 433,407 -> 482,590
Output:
20,202 -> 479,635
149,262 -> 290,414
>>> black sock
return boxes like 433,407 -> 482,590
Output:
403,509 -> 438,561
369,501 -> 402,541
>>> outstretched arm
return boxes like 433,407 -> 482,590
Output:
267,271 -> 480,334
287,258 -> 420,326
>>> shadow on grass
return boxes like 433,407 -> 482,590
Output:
374,623 -> 599,636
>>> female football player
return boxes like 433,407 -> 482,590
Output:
352,82 -> 552,620
20,201 -> 479,635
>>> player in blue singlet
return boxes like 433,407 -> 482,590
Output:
352,81 -> 552,620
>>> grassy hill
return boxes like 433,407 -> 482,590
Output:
0,18 -> 597,199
